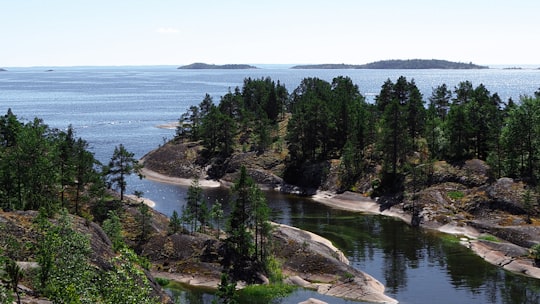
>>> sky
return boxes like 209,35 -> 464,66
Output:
1,0 -> 539,67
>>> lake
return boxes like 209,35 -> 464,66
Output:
2,66 -> 540,303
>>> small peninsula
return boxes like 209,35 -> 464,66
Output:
292,59 -> 489,69
178,62 -> 258,69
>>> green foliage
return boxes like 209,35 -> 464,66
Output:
444,81 -> 504,161
238,283 -> 295,303
0,109 -> 104,214
4,258 -> 23,304
183,179 -> 209,233
106,144 -> 143,201
34,208 -> 95,303
168,210 -> 182,234
155,277 -> 170,286
210,201 -> 224,238
478,235 -> 500,242
522,189 -> 537,224
174,75 -> 540,194
447,191 -> 465,200
530,243 -> 540,260
99,248 -> 159,304
265,256 -> 284,284
223,166 -> 272,283
102,210 -> 125,251
138,202 -> 152,244
214,272 -> 238,304
375,76 -> 425,176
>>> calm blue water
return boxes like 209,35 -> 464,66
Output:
1,66 -> 540,304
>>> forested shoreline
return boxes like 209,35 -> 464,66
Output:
175,75 -> 540,192
0,107 -> 392,303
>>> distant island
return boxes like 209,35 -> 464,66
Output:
291,59 -> 489,69
178,62 -> 258,69
0,68 -> 7,72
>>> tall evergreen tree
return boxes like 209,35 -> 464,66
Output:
375,76 -> 421,177
73,138 -> 100,215
223,166 -> 270,283
446,102 -> 470,160
501,95 -> 540,181
286,77 -> 333,161
184,179 -> 208,233
106,144 -> 143,201
428,84 -> 452,121
57,125 -> 76,208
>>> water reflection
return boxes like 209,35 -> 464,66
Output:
135,179 -> 540,304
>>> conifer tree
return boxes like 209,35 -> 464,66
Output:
106,144 -> 143,201
223,166 -> 271,283
168,210 -> 182,234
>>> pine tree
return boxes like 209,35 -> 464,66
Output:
102,210 -> 124,251
185,179 -> 204,233
224,166 -> 271,283
138,202 -> 152,244
169,210 -> 182,234
211,201 -> 224,239
106,144 -> 143,201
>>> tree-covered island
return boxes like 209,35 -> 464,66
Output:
144,75 -> 540,284
292,59 -> 489,69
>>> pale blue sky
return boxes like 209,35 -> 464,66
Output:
1,0 -> 538,67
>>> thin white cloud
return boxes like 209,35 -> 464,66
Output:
156,27 -> 179,34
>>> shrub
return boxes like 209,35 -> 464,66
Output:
478,235 -> 500,242
530,243 -> 540,261
447,190 -> 465,200
238,284 -> 295,303
155,277 -> 170,286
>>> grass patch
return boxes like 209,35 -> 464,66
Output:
155,277 -> 170,286
238,283 -> 296,303
478,235 -> 500,242
447,190 -> 465,200
439,234 -> 461,244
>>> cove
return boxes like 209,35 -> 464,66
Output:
131,178 -> 540,304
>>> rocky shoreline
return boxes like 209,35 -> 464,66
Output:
309,190 -> 540,279
140,148 -> 540,282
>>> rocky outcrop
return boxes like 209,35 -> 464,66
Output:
275,224 -> 397,303
468,240 -> 540,278
142,138 -> 540,281
143,221 -> 397,303
0,208 -> 171,303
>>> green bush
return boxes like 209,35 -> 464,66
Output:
155,277 -> 170,286
238,283 -> 295,303
447,190 -> 465,200
478,235 -> 499,242
530,243 -> 540,260
265,256 -> 284,283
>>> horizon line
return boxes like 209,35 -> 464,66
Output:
2,62 -> 540,69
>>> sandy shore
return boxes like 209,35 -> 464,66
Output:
156,122 -> 179,130
124,194 -> 157,207
140,166 -> 221,188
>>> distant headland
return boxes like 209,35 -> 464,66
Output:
0,68 -> 7,72
291,59 -> 489,69
178,62 -> 258,69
